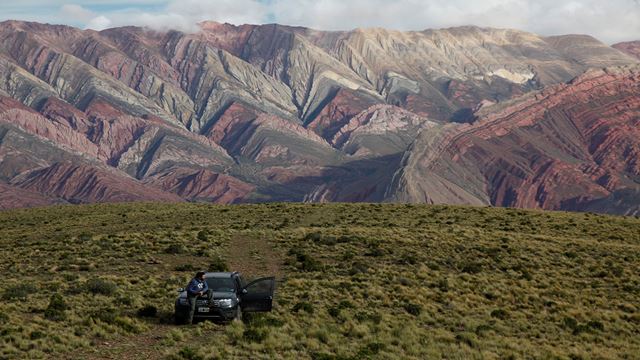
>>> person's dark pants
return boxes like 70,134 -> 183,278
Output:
187,294 -> 198,324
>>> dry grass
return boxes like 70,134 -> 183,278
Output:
0,203 -> 638,359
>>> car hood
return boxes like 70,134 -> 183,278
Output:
178,291 -> 236,299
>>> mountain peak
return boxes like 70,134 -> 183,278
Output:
0,20 -> 638,212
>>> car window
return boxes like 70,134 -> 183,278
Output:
206,278 -> 235,292
246,278 -> 273,293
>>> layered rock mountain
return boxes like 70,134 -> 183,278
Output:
386,65 -> 640,215
614,41 -> 640,60
0,20 -> 638,214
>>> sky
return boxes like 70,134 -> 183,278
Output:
0,0 -> 638,44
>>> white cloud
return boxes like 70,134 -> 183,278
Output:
86,15 -> 112,31
74,0 -> 269,32
60,4 -> 95,22
268,0 -> 640,43
4,1 -> 640,43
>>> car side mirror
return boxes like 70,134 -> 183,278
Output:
242,289 -> 248,294
177,288 -> 185,292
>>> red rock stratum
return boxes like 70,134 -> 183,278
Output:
0,20 -> 638,214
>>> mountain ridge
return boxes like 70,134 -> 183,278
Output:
0,20 -> 638,213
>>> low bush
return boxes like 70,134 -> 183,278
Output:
86,278 -> 117,296
491,309 -> 509,320
164,244 -> 188,254
196,230 -> 208,242
455,333 -> 477,348
174,264 -> 198,272
460,261 -> 483,274
293,252 -> 323,272
2,283 -> 37,300
170,346 -> 204,360
91,308 -> 118,324
404,303 -> 422,316
137,305 -> 158,318
44,293 -> 68,321
349,261 -> 369,276
292,302 -> 314,314
357,342 -> 386,357
243,327 -> 268,343
208,256 -> 229,272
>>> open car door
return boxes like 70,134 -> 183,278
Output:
240,277 -> 275,312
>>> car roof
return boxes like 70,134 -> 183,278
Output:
204,272 -> 239,278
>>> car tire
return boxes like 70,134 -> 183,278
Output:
174,312 -> 187,325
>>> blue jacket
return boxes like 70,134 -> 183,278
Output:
187,278 -> 209,296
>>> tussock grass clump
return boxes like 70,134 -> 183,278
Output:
403,303 -> 422,316
174,264 -> 198,272
2,284 -> 37,300
44,293 -> 68,321
164,244 -> 188,254
136,305 -> 157,318
288,248 -> 324,272
86,278 -> 117,296
292,302 -> 314,314
208,256 -> 229,272
491,308 -> 509,320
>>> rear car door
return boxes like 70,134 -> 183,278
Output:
240,277 -> 275,312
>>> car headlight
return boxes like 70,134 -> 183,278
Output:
178,298 -> 188,305
218,299 -> 234,308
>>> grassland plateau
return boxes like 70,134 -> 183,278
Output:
0,203 -> 638,359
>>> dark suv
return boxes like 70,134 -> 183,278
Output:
174,272 -> 275,323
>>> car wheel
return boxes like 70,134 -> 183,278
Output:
174,312 -> 187,325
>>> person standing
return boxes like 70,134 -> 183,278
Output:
186,271 -> 209,324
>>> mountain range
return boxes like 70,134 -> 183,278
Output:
0,20 -> 638,214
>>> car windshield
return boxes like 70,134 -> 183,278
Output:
205,278 -> 235,292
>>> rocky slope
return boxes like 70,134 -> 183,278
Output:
613,41 -> 640,60
386,65 -> 640,215
0,20 -> 638,213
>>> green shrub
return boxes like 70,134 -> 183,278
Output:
196,230 -> 208,241
91,308 -> 118,324
437,278 -> 450,292
30,330 -> 45,340
475,324 -> 492,336
164,244 -> 188,254
403,303 -> 422,316
291,252 -> 323,272
292,302 -> 314,314
174,264 -> 198,272
243,327 -> 268,343
172,346 -> 204,360
349,261 -> 369,276
461,261 -> 483,274
44,293 -> 68,321
86,278 -> 117,296
455,333 -> 477,348
304,232 -> 322,242
328,307 -> 341,318
137,305 -> 158,318
208,256 -> 229,272
563,316 -> 578,330
587,320 -> 605,332
1,284 -> 37,300
357,342 -> 386,357
78,233 -> 92,242
311,352 -> 352,360
491,309 -> 509,320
